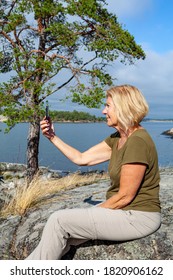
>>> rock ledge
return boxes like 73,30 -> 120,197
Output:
0,168 -> 173,260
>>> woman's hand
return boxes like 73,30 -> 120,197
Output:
40,117 -> 111,166
40,117 -> 55,140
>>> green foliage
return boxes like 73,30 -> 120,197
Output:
0,0 -> 145,130
50,110 -> 104,122
71,84 -> 106,108
0,0 -> 145,177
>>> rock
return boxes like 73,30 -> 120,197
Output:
0,162 -> 62,180
162,128 -> 173,137
0,168 -> 173,260
0,162 -> 26,172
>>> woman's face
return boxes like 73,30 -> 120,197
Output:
102,96 -> 118,128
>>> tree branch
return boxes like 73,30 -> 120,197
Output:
7,0 -> 17,17
0,20 -> 10,25
14,29 -> 25,52
39,74 -> 76,103
0,30 -> 16,47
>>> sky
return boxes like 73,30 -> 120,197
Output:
1,0 -> 173,119
103,0 -> 173,119
51,0 -> 173,119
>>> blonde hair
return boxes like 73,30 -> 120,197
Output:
106,85 -> 149,131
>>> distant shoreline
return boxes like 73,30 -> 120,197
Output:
1,115 -> 173,123
143,119 -> 173,123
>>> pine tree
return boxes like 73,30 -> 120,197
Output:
0,0 -> 145,181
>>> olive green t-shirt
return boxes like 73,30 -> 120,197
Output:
105,129 -> 161,212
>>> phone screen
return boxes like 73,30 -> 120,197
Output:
46,101 -> 49,119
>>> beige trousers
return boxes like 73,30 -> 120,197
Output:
26,207 -> 161,260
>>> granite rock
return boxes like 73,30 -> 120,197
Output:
162,128 -> 173,137
0,168 -> 173,260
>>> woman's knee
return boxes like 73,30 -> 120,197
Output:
46,211 -> 62,229
46,210 -> 70,230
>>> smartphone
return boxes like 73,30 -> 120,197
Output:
46,101 -> 49,119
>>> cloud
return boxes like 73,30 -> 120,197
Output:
49,47 -> 173,117
110,48 -> 173,106
46,1 -> 173,118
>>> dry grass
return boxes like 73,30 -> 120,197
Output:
0,172 -> 108,218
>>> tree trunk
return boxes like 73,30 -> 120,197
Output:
27,119 -> 40,182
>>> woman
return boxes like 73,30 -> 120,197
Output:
26,85 -> 161,260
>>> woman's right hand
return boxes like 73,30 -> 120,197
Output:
40,117 -> 111,166
40,117 -> 55,140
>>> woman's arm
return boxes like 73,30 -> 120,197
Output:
40,117 -> 112,166
99,163 -> 147,209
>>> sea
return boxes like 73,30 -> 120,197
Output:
0,120 -> 173,173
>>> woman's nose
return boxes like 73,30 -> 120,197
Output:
102,107 -> 107,114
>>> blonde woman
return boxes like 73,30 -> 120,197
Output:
26,85 -> 161,260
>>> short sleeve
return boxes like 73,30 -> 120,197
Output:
104,132 -> 120,148
122,136 -> 150,166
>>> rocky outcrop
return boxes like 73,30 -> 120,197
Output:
0,162 -> 63,181
0,167 -> 173,260
162,128 -> 173,137
0,162 -> 62,210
